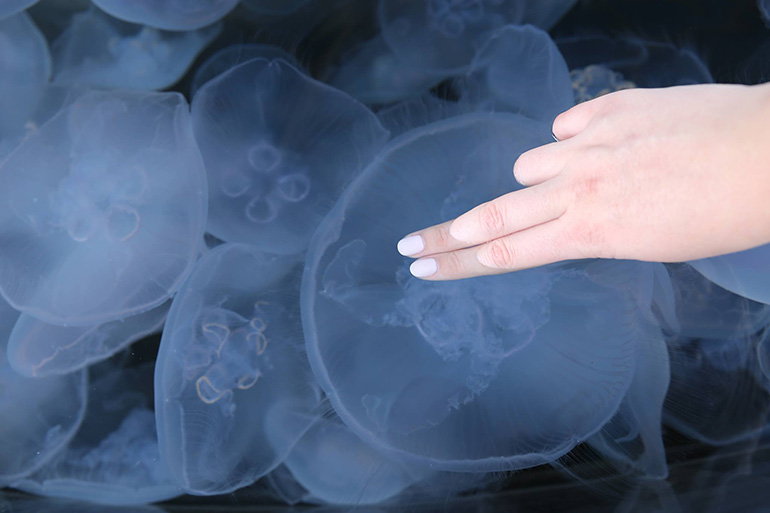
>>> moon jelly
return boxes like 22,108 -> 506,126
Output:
275,417 -> 428,505
0,0 -> 38,20
191,58 -> 389,255
51,8 -> 220,90
7,302 -> 168,377
302,113 -> 652,471
378,0 -> 576,74
90,0 -> 238,31
462,24 -> 574,123
155,243 -> 319,494
14,363 -> 181,505
0,296 -> 87,486
0,89 -> 207,326
0,12 -> 50,140
665,333 -> 770,446
689,245 -> 770,306
190,44 -> 299,97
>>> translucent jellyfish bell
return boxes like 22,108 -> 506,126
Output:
689,245 -> 770,306
155,243 -> 320,494
15,362 -> 181,505
0,296 -> 87,486
190,44 -> 299,97
326,34 -> 450,105
270,416 -> 429,505
588,321 -> 670,479
666,263 -> 770,339
90,0 -> 238,31
462,24 -> 574,123
7,302 -> 168,378
302,113 -> 651,471
0,90 -> 207,326
0,12 -> 51,140
0,0 -> 38,20
378,0 -> 576,74
192,58 -> 389,255
51,8 -> 220,90
665,333 -> 770,446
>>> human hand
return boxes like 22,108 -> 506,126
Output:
397,83 -> 770,280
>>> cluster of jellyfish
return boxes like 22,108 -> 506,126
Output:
1,0 -> 770,509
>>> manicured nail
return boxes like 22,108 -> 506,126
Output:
410,258 -> 437,278
397,235 -> 424,256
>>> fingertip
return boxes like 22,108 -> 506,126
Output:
397,234 -> 425,257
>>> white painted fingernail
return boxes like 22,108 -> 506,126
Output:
397,235 -> 424,256
410,258 -> 437,278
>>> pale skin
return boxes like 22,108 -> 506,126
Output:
397,83 -> 770,280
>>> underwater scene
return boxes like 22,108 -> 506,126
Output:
1,0 -> 770,511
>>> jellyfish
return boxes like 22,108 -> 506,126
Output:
0,0 -> 38,20
666,263 -> 770,339
301,112 -> 661,471
378,0 -> 576,74
762,0 -> 770,27
7,302 -> 168,378
665,332 -> 770,446
0,89 -> 207,326
0,12 -> 51,141
90,0 -> 238,31
461,24 -> 574,123
587,321 -> 670,479
51,8 -> 220,90
190,44 -> 299,97
570,65 -> 636,104
556,35 -> 713,88
269,415 -> 429,505
377,93 -> 474,138
0,296 -> 87,486
689,245 -> 770,306
191,58 -> 389,255
13,362 -> 181,506
326,34 -> 451,105
155,243 -> 320,494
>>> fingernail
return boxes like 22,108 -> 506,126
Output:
410,258 -> 437,278
397,235 -> 424,256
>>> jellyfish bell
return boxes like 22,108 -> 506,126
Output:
90,0 -> 238,31
689,245 -> 770,306
378,0 -> 576,75
190,44 -> 300,97
0,11 -> 50,141
7,301 -> 168,378
461,24 -> 574,123
191,57 -> 389,255
13,362 -> 181,506
0,296 -> 87,486
270,415 -> 430,505
0,0 -> 38,20
51,7 -> 220,90
155,243 -> 320,495
302,112 -> 656,472
0,89 -> 207,326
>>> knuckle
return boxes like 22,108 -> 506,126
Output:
431,224 -> 451,249
485,239 -> 516,269
478,202 -> 507,235
441,251 -> 463,276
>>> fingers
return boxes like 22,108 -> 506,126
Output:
408,219 -> 571,280
513,140 -> 574,186
552,92 -> 615,140
448,181 -> 566,246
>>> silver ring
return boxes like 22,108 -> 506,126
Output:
552,133 -> 559,142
